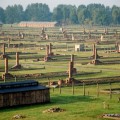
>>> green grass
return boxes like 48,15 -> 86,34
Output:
0,83 -> 119,120
0,25 -> 120,119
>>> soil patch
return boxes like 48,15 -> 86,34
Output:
43,107 -> 65,113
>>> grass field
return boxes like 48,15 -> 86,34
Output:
0,25 -> 120,119
0,83 -> 119,120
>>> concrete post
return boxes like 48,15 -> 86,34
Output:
16,52 -> 19,66
69,62 -> 72,78
46,45 -> 49,57
71,54 -> 74,62
49,43 -> 52,55
93,43 -> 95,57
21,33 -> 24,39
8,38 -> 10,48
116,42 -> 119,52
95,49 -> 97,60
101,34 -> 103,41
71,54 -> 74,67
72,34 -> 75,40
45,34 -> 49,40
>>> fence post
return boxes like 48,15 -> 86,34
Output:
59,85 -> 61,94
109,83 -> 112,99
97,83 -> 99,97
72,80 -> 74,95
83,82 -> 85,96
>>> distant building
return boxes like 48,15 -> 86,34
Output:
19,21 -> 58,28
75,44 -> 85,51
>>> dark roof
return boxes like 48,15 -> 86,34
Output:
0,85 -> 48,94
0,80 -> 37,89
0,80 -> 49,94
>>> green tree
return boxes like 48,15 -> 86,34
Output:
77,5 -> 90,24
100,6 -> 112,25
52,5 -> 78,25
5,5 -> 24,23
112,5 -> 120,24
52,5 -> 64,24
25,3 -> 51,21
2,3 -> 120,25
87,4 -> 110,25
69,6 -> 78,24
0,7 -> 5,23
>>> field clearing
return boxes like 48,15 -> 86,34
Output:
0,25 -> 120,120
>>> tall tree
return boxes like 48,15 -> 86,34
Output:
112,5 -> 120,24
5,5 -> 24,23
1,3 -> 120,25
0,7 -> 5,23
25,3 -> 51,21
87,4 -> 109,25
52,6 -> 63,24
77,5 -> 90,24
69,6 -> 78,24
52,5 -> 78,25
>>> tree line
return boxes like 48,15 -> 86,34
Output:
0,3 -> 120,25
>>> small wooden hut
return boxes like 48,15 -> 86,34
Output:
0,80 -> 50,108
